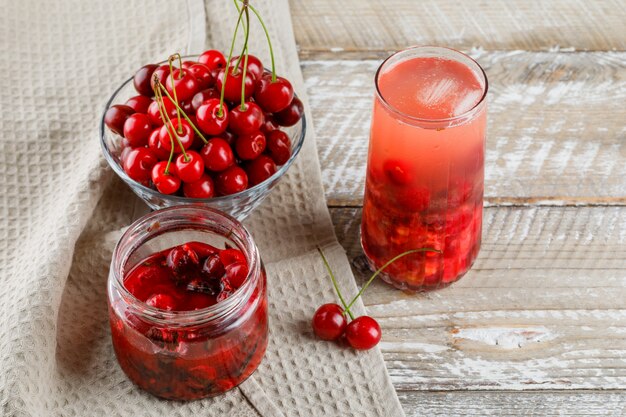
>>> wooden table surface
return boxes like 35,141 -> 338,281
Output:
289,1 -> 626,415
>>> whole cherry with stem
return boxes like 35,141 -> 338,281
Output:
154,82 -> 193,154
156,80 -> 209,145
241,0 -> 295,112
313,247 -> 441,350
149,85 -> 182,193
166,53 -> 199,105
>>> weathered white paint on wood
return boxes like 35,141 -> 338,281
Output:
293,0 -> 626,410
398,391 -> 626,416
330,206 -> 626,390
290,0 -> 626,52
302,52 -> 626,205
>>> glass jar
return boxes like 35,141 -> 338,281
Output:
361,46 -> 488,291
107,206 -> 268,400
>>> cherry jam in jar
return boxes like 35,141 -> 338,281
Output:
107,206 -> 268,400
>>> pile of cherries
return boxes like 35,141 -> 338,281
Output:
104,48 -> 302,198
124,241 -> 249,311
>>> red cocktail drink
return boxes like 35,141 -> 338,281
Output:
361,46 -> 487,291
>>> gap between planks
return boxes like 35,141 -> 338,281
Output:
298,48 -> 621,61
397,390 -> 626,417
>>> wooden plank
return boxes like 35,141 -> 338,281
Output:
290,0 -> 626,53
398,390 -> 626,416
302,52 -> 626,205
330,206 -> 626,390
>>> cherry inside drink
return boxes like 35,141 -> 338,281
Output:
361,46 -> 488,291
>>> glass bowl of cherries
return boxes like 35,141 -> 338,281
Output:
101,48 -> 305,220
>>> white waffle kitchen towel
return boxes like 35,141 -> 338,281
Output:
0,0 -> 405,416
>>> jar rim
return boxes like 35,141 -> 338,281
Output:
374,45 -> 488,127
109,205 -> 261,326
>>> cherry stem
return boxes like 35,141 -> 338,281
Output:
317,247 -> 354,320
153,82 -> 179,172
172,53 -> 184,79
154,79 -> 188,161
156,81 -> 208,144
167,55 -> 183,133
244,1 -> 277,82
233,0 -> 247,71
345,248 -> 442,312
239,6 -> 250,110
218,3 -> 246,117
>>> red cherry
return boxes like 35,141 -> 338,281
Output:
216,166 -> 248,195
185,241 -> 219,258
229,102 -> 264,135
188,119 -> 205,151
198,49 -> 227,76
146,293 -> 177,311
165,69 -> 199,102
345,316 -> 381,350
230,55 -> 263,80
201,253 -> 226,279
200,138 -> 234,172
188,63 -> 213,89
274,96 -> 304,127
180,99 -> 194,115
148,128 -> 171,160
216,66 -> 255,102
383,159 -> 412,185
181,60 -> 197,70
104,104 -> 135,136
133,64 -> 157,96
120,145 -> 133,166
395,186 -> 431,211
183,174 -> 215,198
187,277 -> 222,297
123,148 -> 158,183
218,129 -> 236,147
245,155 -> 277,186
260,113 -> 279,134
125,95 -> 153,114
147,96 -> 177,126
166,245 -> 200,284
124,261 -> 172,299
196,99 -> 229,136
186,292 -> 214,310
151,161 -> 181,194
312,303 -> 347,341
254,74 -> 294,113
235,132 -> 266,161
191,88 -> 219,112
224,262 -> 248,289
266,130 -> 292,165
175,150 -> 204,183
123,113 -> 152,147
158,119 -> 195,153
150,65 -> 170,92
220,248 -> 246,266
